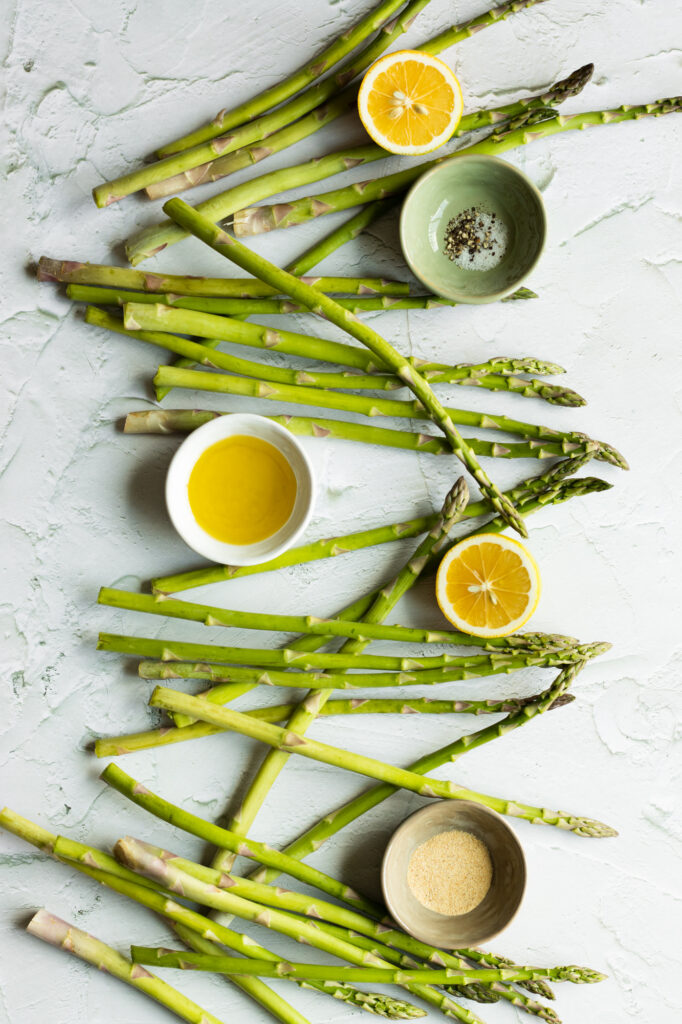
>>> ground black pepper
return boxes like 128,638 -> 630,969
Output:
443,206 -> 499,262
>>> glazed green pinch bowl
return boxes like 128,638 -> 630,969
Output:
399,153 -> 546,304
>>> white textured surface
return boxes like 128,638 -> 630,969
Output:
2,1 -> 682,1022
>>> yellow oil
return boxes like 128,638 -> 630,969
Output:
188,435 -> 297,545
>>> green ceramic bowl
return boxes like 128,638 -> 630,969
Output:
399,154 -> 546,304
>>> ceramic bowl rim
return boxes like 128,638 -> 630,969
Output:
165,413 -> 315,566
399,152 -> 546,304
381,799 -> 527,947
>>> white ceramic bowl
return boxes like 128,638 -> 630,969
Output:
165,413 -> 315,566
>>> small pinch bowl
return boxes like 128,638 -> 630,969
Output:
165,413 -> 315,567
381,800 -> 526,948
399,153 -> 546,304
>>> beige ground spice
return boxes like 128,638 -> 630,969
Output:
407,829 -> 493,916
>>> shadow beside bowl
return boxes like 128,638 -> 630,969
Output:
381,800 -> 526,948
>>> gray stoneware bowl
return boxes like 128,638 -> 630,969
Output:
381,800 -> 526,948
399,153 -> 546,303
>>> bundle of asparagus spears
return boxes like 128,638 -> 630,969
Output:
3,765 -> 607,1024
13,0 -> 681,1021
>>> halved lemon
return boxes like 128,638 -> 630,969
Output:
436,534 -> 541,638
357,50 -> 463,155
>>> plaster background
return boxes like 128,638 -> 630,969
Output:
1,0 -> 682,1021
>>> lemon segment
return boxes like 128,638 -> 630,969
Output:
436,534 -> 541,638
358,50 -> 463,155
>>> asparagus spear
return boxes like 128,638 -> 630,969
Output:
100,630 -> 559,673
126,68 -> 593,264
96,0 -> 430,205
147,364 -> 624,466
150,457 -> 606,595
74,281 -> 537,312
126,408 -> 599,464
163,200 -> 527,535
26,911 -> 230,1024
155,196 -> 402,396
111,644 -> 588,692
173,924 -> 427,1020
107,303 -> 582,407
51,832 -> 422,1021
147,682 -> 616,836
94,694 -> 576,757
154,0 -> 411,158
130,946 -> 606,986
97,586 -> 578,650
230,97 -> 682,236
305,921 -> 553,1018
115,840 -> 487,1024
37,257 -> 408,296
12,810 -> 422,1021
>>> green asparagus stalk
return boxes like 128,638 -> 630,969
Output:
461,950 -> 555,1001
173,924 -> 426,1020
247,670 -> 611,889
110,303 -> 583,407
153,197 -> 402,397
125,408 -> 600,464
304,921 -> 554,1019
147,683 -> 616,836
177,924 -> 335,1024
51,828 -> 422,1021
72,283 -> 449,312
100,629 -> 557,673
163,199 -> 527,535
73,280 -> 537,312
97,586 -> 576,651
230,97 -> 682,236
96,0 -> 430,205
126,646 -> 592,694
114,839 -> 487,1024
36,257 -> 408,297
149,364 -> 623,468
144,49 -> 584,202
150,456 -> 606,595
93,689 -> 576,756
154,0 -> 411,158
126,69 -> 591,264
130,946 -> 606,986
26,911 -> 229,1024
